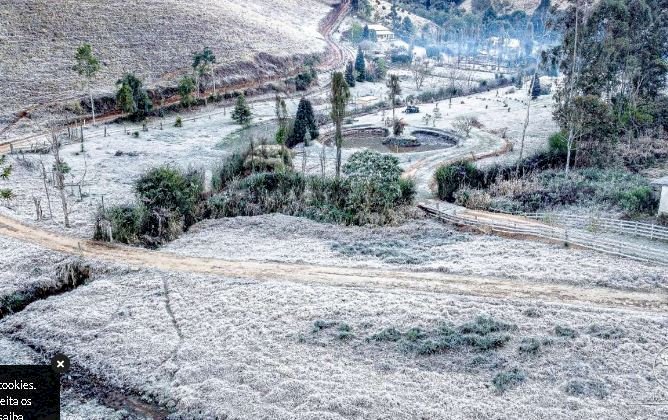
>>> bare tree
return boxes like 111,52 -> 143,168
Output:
410,57 -> 431,90
453,116 -> 473,138
48,130 -> 70,228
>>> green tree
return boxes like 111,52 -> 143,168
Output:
178,75 -> 196,108
192,47 -> 217,102
232,94 -> 253,126
73,43 -> 101,124
330,72 -> 350,178
345,61 -> 356,87
355,47 -> 366,82
0,155 -> 13,205
290,97 -> 319,147
386,74 -> 402,121
115,74 -> 152,121
362,24 -> 370,40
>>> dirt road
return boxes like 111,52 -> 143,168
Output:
0,213 -> 665,313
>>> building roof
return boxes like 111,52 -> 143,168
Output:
652,176 -> 668,186
368,24 -> 390,32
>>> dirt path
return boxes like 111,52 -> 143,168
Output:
0,213 -> 665,313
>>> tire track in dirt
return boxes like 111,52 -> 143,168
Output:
0,213 -> 665,313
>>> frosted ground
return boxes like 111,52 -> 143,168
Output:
2,76 -> 555,234
166,214 -> 667,292
0,0 -> 335,124
0,262 -> 666,419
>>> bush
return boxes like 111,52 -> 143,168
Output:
135,166 -> 204,227
94,204 -> 146,244
587,324 -> 625,340
434,161 -> 481,202
492,368 -> 526,393
617,186 -> 658,215
554,325 -> 578,338
174,116 -> 183,127
564,378 -> 609,399
548,131 -> 568,155
518,337 -> 541,355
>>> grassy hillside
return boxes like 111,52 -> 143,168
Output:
0,0 -> 335,121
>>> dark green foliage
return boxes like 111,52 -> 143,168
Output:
492,368 -> 526,392
288,98 -> 319,148
588,324 -> 625,340
345,61 -> 356,87
554,325 -> 578,338
565,378 -> 609,399
94,204 -> 146,244
212,149 -> 247,192
617,186 -> 657,215
548,131 -> 568,155
434,161 -> 481,202
178,75 -> 196,107
488,168 -> 658,216
384,316 -> 516,355
135,166 -> 204,227
371,327 -> 403,342
312,320 -> 338,332
294,67 -> 318,91
208,150 -> 414,225
337,323 -> 355,340
355,47 -> 366,82
115,73 -> 152,121
518,337 -> 541,355
231,94 -> 253,126
457,316 -> 518,336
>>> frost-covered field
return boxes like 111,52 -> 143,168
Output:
0,264 -> 666,419
0,235 -> 66,300
0,0 -> 333,124
166,213 -> 667,292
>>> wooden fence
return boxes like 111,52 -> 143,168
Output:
489,209 -> 668,243
419,205 -> 668,266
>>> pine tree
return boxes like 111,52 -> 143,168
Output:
362,24 -> 370,40
355,47 -> 366,83
345,61 -> 356,87
232,94 -> 253,126
290,98 -> 319,147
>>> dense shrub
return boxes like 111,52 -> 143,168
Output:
135,166 -> 204,227
492,368 -> 526,393
208,150 -> 414,225
94,204 -> 146,244
434,161 -> 481,202
96,166 -> 204,247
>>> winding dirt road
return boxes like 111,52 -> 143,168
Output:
0,213 -> 665,313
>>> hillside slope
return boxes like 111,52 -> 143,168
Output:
0,0 -> 336,121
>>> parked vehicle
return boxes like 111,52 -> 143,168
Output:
404,105 -> 420,113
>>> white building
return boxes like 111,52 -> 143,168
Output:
368,24 -> 394,41
652,176 -> 668,216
